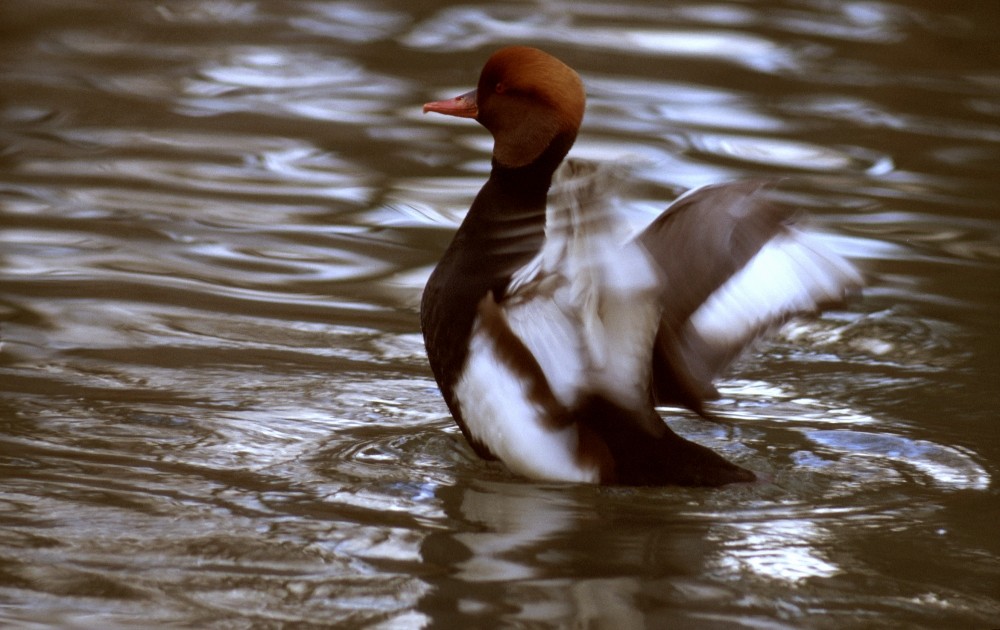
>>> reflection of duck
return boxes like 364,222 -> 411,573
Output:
420,46 -> 861,486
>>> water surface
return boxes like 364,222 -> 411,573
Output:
1,1 -> 999,627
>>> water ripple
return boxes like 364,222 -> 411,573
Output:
689,133 -> 895,174
16,130 -> 374,206
806,430 -> 989,491
403,5 -> 801,73
791,95 -> 1000,143
2,1 -> 998,627
182,50 -> 412,123
289,2 -> 411,42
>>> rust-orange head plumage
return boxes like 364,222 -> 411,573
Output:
473,47 -> 585,167
424,46 -> 586,168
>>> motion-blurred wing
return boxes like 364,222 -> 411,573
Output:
639,182 -> 862,413
505,160 -> 662,424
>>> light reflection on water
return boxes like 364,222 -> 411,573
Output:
1,0 -> 999,627
709,518 -> 842,583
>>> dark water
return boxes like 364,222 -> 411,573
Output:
2,1 -> 999,627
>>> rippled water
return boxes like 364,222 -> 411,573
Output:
2,1 -> 999,627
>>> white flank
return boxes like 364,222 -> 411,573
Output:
455,325 -> 600,484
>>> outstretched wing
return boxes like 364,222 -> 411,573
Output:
639,181 -> 863,413
504,160 -> 664,424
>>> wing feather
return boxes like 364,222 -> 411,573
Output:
504,160 -> 662,421
641,182 -> 863,412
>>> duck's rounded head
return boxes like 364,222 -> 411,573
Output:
424,46 -> 585,169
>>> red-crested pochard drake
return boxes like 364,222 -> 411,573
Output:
420,46 -> 861,486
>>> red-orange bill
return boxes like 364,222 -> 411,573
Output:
423,89 -> 478,118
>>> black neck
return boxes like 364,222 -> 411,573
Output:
420,132 -> 575,419
455,130 -> 575,269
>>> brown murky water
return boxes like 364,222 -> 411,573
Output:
2,1 -> 999,627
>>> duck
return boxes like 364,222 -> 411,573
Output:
419,46 -> 862,486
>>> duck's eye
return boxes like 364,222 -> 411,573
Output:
494,82 -> 506,94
